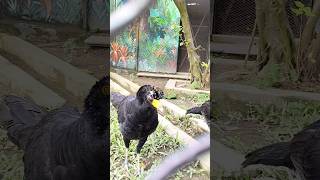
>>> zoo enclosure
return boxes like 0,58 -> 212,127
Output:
0,0 -> 109,32
211,0 -> 315,55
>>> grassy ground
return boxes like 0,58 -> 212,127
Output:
163,90 -> 210,137
212,100 -> 320,179
110,106 -> 209,180
0,84 -> 24,180
0,129 -> 24,180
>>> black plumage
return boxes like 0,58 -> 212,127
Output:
111,85 -> 164,172
186,100 -> 211,125
242,119 -> 320,180
0,76 -> 109,180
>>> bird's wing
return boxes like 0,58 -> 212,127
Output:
111,92 -> 127,109
117,96 -> 136,124
0,95 -> 46,149
290,120 -> 320,179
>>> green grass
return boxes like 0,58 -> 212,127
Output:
110,106 -> 208,179
0,129 -> 24,180
164,89 -> 178,99
245,101 -> 320,142
186,93 -> 209,105
213,101 -> 320,179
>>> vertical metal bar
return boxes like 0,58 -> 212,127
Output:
110,0 -> 154,35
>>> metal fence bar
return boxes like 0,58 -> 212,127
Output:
110,0 -> 154,35
145,134 -> 210,180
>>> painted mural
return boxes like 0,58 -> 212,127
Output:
2,0 -> 81,24
138,0 -> 180,73
1,0 -> 108,30
111,0 -> 180,73
110,0 -> 139,70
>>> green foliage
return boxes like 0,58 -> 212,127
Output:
190,81 -> 201,90
139,34 -> 167,65
164,89 -> 177,99
256,63 -> 282,88
117,32 -> 136,53
291,1 -> 315,17
187,93 -> 209,104
0,129 -> 24,180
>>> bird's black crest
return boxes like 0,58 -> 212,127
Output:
84,76 -> 109,131
136,85 -> 164,103
86,76 -> 109,102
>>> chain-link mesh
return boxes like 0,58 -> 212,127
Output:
213,0 -> 313,37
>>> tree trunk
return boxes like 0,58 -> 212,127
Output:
299,0 -> 320,80
255,0 -> 296,86
174,0 -> 203,86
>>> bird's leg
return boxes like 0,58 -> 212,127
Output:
135,137 -> 148,176
124,148 -> 129,171
136,153 -> 141,176
123,137 -> 130,172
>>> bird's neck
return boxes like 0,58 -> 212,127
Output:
82,105 -> 108,134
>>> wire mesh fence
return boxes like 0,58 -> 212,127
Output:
213,0 -> 312,37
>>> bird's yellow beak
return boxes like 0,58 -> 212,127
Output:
151,99 -> 160,109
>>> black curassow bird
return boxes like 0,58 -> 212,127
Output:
242,119 -> 320,180
0,76 -> 109,180
186,100 -> 211,125
111,85 -> 164,174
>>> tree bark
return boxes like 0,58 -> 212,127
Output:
255,0 -> 296,86
174,0 -> 203,86
299,0 -> 320,80
300,0 -> 320,52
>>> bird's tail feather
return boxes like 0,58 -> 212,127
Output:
186,106 -> 203,115
242,142 -> 293,169
0,95 -> 46,149
111,92 -> 126,109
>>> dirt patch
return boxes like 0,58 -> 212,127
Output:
175,81 -> 210,91
212,53 -> 320,93
167,98 -> 195,110
120,72 -> 169,89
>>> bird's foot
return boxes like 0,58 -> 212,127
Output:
123,158 -> 133,172
135,166 -> 142,177
135,154 -> 145,177
124,148 -> 130,172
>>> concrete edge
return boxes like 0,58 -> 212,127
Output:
214,82 -> 320,105
0,55 -> 65,109
0,33 -> 98,98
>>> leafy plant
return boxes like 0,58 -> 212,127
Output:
291,1 -> 315,16
164,90 -> 177,99
256,63 -> 283,88
193,93 -> 209,104
190,81 -> 201,90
